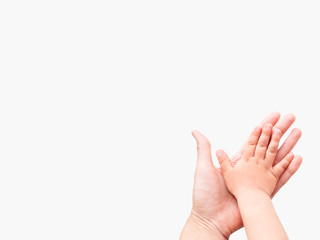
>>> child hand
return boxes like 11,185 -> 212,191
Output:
216,123 -> 295,198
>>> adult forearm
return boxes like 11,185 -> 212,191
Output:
236,191 -> 288,240
180,211 -> 227,240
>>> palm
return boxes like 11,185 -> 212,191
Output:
192,152 -> 243,236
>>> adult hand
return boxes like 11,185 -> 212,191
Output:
185,112 -> 302,239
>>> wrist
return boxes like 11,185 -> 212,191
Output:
235,190 -> 272,214
180,209 -> 228,240
234,189 -> 271,201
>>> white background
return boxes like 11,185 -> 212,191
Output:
0,1 -> 319,239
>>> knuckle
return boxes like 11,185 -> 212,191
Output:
268,147 -> 277,155
258,141 -> 268,148
247,140 -> 256,147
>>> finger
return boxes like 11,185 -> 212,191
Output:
273,113 -> 296,138
254,123 -> 273,160
265,128 -> 282,166
237,112 -> 280,156
191,130 -> 214,168
242,126 -> 262,160
216,149 -> 232,173
273,152 -> 294,178
271,155 -> 303,197
259,111 -> 281,127
274,128 -> 302,165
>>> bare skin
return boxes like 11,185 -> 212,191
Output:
217,124 -> 293,239
180,112 -> 302,240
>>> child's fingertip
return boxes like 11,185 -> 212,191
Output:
216,149 -> 224,158
255,125 -> 262,132
293,128 -> 302,137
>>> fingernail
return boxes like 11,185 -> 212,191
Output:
273,128 -> 281,136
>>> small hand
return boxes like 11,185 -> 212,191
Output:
216,124 -> 294,198
231,112 -> 303,197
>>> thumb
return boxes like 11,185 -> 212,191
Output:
191,130 -> 214,168
216,149 -> 232,172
